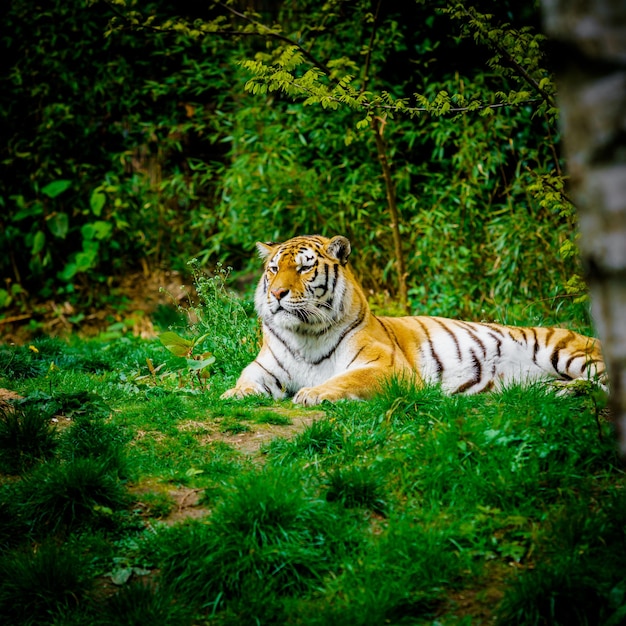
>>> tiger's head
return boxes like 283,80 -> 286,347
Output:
254,235 -> 355,333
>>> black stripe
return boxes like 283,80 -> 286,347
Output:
485,323 -> 506,337
434,318 -> 462,361
565,351 -> 584,371
452,320 -> 487,358
346,344 -> 367,368
317,262 -> 329,296
329,263 -> 338,296
376,317 -> 398,366
414,318 -> 443,380
310,304 -> 368,365
264,303 -> 367,366
326,264 -> 339,309
264,323 -> 301,361
550,332 -> 574,375
267,344 -> 290,376
531,328 -> 539,363
254,359 -> 283,391
581,358 -> 602,373
454,348 -> 482,393
486,331 -> 503,357
507,329 -> 524,346
310,263 -> 319,282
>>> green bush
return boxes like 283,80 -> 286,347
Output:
2,0 -> 589,327
19,458 -> 130,535
0,543 -> 91,625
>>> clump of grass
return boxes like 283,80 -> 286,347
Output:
59,417 -> 130,478
325,465 -> 388,514
157,468 -> 361,618
0,404 -> 57,473
307,518 -> 466,625
97,581 -> 193,626
0,542 -> 90,624
0,484 -> 27,551
268,418 -> 344,463
254,410 -> 292,425
16,389 -> 110,421
219,417 -> 250,434
19,458 -> 130,535
496,559 -> 605,625
182,261 -> 258,385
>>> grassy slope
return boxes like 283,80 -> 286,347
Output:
0,332 -> 624,626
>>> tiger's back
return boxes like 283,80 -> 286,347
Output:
221,235 -> 605,405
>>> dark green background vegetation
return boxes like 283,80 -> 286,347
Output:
1,0 -> 588,326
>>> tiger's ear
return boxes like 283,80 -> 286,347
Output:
256,241 -> 277,261
326,236 -> 351,266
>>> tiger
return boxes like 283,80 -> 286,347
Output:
221,235 -> 606,406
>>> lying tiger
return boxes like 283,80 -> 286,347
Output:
221,235 -> 605,406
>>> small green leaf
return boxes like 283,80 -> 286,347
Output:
92,220 -> 112,239
159,331 -> 193,357
31,230 -> 46,255
186,467 -> 204,477
81,221 -> 111,240
0,288 -> 12,308
47,212 -> 69,238
41,179 -> 72,198
110,567 -> 132,586
187,354 -> 216,370
58,262 -> 78,282
90,190 -> 106,216
75,248 -> 98,271
13,201 -> 43,221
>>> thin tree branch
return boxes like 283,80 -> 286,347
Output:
361,0 -> 382,94
371,116 -> 409,313
454,5 -> 555,107
218,2 -> 333,76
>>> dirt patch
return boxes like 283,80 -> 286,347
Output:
438,561 -> 513,624
163,487 -> 210,524
130,481 -> 211,525
132,407 -> 326,525
0,388 -> 22,411
204,407 -> 326,457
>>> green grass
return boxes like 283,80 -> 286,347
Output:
0,542 -> 91,624
0,301 -> 624,624
0,404 -> 58,473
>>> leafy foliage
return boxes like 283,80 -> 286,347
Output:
2,0 -> 589,326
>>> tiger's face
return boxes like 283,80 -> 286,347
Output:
254,235 -> 352,333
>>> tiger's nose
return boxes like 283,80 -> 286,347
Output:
271,287 -> 289,301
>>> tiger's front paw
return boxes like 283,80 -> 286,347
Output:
293,386 -> 345,406
220,383 -> 266,400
